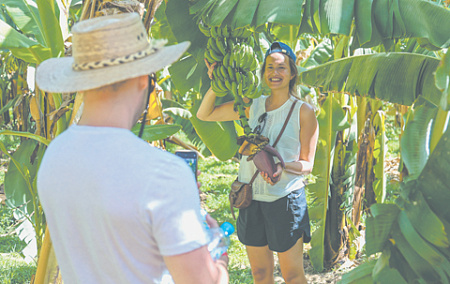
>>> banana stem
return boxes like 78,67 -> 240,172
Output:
234,95 -> 251,135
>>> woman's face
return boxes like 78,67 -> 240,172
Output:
264,52 -> 294,92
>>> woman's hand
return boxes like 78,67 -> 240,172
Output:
260,163 -> 283,185
205,59 -> 217,80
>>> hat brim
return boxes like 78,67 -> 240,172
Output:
36,41 -> 190,93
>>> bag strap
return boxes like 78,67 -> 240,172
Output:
273,100 -> 297,147
248,100 -> 297,185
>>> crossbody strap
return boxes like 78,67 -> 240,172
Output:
273,100 -> 297,147
248,100 -> 297,185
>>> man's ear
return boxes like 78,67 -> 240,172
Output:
137,75 -> 149,91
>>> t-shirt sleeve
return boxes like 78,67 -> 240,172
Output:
141,156 -> 209,256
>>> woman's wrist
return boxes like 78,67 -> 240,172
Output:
276,162 -> 285,170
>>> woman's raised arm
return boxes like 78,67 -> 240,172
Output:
197,59 -> 249,122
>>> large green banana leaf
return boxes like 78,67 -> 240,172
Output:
169,54 -> 210,97
0,18 -> 50,63
435,50 -> 450,110
1,0 -> 46,44
1,139 -> 45,218
165,0 -> 207,58
341,127 -> 450,283
189,100 -> 239,161
302,0 -> 450,50
302,39 -> 334,68
190,0 -> 303,27
372,110 -> 386,203
340,259 -> 377,283
308,95 -> 350,272
0,130 -> 50,145
0,0 -> 63,63
130,124 -> 182,142
162,99 -> 212,157
299,52 -> 445,110
35,0 -> 64,58
400,100 -> 437,180
416,130 -> 450,224
186,0 -> 449,50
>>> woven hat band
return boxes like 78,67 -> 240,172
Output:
71,14 -> 150,70
72,45 -> 157,71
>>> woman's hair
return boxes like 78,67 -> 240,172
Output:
260,53 -> 298,97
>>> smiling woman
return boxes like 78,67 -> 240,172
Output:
261,42 -> 299,101
198,41 -> 319,283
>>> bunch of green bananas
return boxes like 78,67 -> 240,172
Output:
199,23 -> 262,101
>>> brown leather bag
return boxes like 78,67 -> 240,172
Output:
229,173 -> 258,219
229,101 -> 297,219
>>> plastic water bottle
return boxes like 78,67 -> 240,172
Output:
207,222 -> 235,260
200,209 -> 235,260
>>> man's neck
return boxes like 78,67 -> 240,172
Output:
78,89 -> 141,129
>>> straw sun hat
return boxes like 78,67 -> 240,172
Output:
36,13 -> 190,93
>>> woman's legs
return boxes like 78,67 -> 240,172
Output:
246,245 -> 275,284
277,237 -> 307,284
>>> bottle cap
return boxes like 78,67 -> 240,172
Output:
220,222 -> 235,236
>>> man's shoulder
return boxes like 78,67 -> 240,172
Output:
152,149 -> 187,169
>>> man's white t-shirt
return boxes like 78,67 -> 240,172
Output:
37,125 -> 208,283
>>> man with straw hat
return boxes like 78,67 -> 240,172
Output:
36,13 -> 229,283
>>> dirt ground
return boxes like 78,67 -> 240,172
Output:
270,244 -> 362,284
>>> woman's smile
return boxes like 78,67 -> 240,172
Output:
265,53 -> 292,90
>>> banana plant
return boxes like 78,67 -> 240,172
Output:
300,47 -> 449,279
0,0 -> 68,260
341,124 -> 450,283
308,94 -> 351,271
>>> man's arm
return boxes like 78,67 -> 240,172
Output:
164,245 -> 229,284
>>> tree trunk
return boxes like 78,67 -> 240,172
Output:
364,122 -> 376,208
352,119 -> 370,227
324,131 -> 347,268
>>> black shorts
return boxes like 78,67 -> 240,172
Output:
236,187 -> 311,252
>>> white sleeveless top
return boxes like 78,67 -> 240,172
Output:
238,95 -> 305,202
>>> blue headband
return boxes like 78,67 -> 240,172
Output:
265,42 -> 296,62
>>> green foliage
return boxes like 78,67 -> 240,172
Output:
0,204 -> 14,235
0,204 -> 35,284
0,133 -> 20,184
0,253 -> 36,284
0,205 -> 26,254
0,130 -> 20,153
341,127 -> 450,283
0,235 -> 26,254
